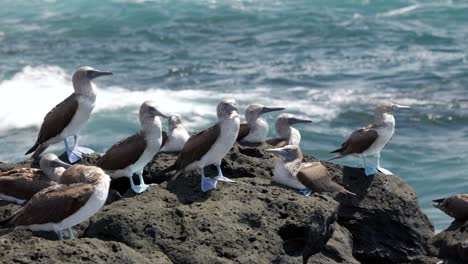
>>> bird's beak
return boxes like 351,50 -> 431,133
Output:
289,117 -> 313,124
231,105 -> 238,112
149,108 -> 168,119
260,107 -> 285,115
393,104 -> 411,110
87,70 -> 113,80
48,159 -> 72,169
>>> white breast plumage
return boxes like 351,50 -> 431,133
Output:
272,162 -> 307,190
61,95 -> 95,139
243,118 -> 268,142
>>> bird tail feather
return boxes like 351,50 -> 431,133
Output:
25,142 -> 39,155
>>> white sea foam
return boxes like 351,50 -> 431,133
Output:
379,4 -> 421,17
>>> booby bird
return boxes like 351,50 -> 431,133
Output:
329,101 -> 411,176
266,145 -> 355,196
0,153 -> 71,204
0,165 -> 110,240
433,194 -> 468,222
25,66 -> 112,163
159,114 -> 190,152
161,99 -> 240,192
266,113 -> 312,147
96,101 -> 166,193
236,104 -> 285,143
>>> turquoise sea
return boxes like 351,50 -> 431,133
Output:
0,0 -> 467,232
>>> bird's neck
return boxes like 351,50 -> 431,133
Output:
250,118 -> 268,132
277,124 -> 291,139
283,155 -> 303,176
44,167 -> 66,182
374,112 -> 395,127
74,80 -> 97,99
142,117 -> 162,140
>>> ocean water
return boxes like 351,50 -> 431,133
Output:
0,0 -> 467,232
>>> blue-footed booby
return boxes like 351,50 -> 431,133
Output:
433,194 -> 468,222
97,101 -> 166,193
25,66 -> 112,163
161,99 -> 240,192
237,104 -> 284,143
0,153 -> 71,204
160,114 -> 190,153
0,165 -> 110,240
266,113 -> 312,147
329,101 -> 411,176
266,145 -> 355,196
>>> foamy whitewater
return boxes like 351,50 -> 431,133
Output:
1,0 -> 467,232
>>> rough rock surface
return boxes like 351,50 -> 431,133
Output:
0,143 -> 436,263
428,220 -> 468,263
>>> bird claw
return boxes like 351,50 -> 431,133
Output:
214,175 -> 236,183
364,166 -> 378,176
201,176 -> 217,192
299,189 -> 313,196
378,167 -> 393,175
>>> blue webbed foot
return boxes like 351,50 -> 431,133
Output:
364,166 -> 378,176
201,176 -> 217,192
129,174 -> 149,194
67,146 -> 94,163
299,189 -> 313,196
67,227 -> 75,240
378,167 -> 393,175
214,175 -> 236,183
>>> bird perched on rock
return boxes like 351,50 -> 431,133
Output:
433,194 -> 468,222
236,104 -> 284,143
266,113 -> 312,148
161,99 -> 240,192
0,153 -> 70,204
97,101 -> 166,193
0,165 -> 110,241
329,101 -> 411,176
266,145 -> 355,196
160,114 -> 190,153
25,66 -> 112,163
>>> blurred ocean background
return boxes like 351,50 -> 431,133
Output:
0,0 -> 467,232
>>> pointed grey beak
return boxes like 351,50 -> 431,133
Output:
260,107 -> 285,115
289,117 -> 313,124
393,104 -> 411,110
48,159 -> 72,169
149,108 -> 168,119
87,70 -> 113,80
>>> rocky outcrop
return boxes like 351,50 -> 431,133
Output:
0,143 -> 436,263
428,220 -> 468,263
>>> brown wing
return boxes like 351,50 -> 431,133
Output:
4,183 -> 93,227
96,132 -> 147,171
297,162 -> 354,194
0,169 -> 55,200
36,94 -> 79,145
433,194 -> 468,221
338,128 -> 378,155
266,138 -> 288,148
236,123 -> 250,141
160,131 -> 168,148
173,124 -> 220,171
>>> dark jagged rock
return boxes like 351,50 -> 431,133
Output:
0,143 -> 436,263
428,220 -> 468,263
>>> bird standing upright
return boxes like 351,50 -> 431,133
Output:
161,99 -> 240,192
25,66 -> 112,163
97,101 -> 166,193
266,113 -> 312,148
160,114 -> 190,153
329,101 -> 411,176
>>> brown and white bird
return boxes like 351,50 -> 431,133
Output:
0,153 -> 70,204
266,145 -> 355,196
161,99 -> 240,192
0,165 -> 110,240
236,104 -> 284,143
329,101 -> 411,176
266,113 -> 312,148
160,114 -> 190,152
25,66 -> 112,163
433,194 -> 468,222
97,101 -> 166,193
